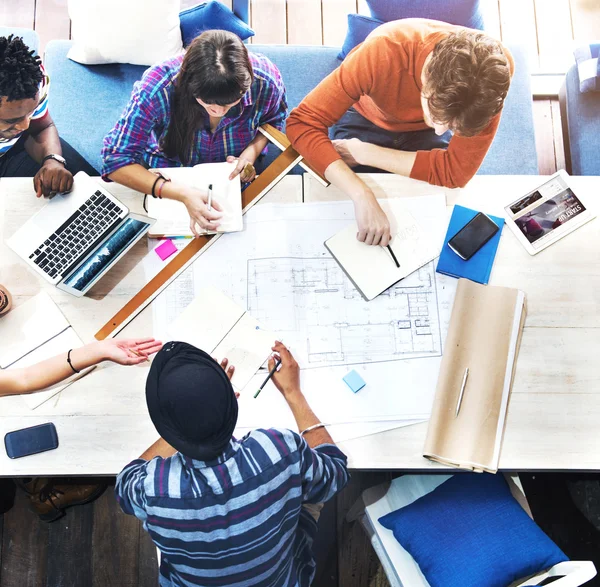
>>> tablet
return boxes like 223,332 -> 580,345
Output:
503,170 -> 596,255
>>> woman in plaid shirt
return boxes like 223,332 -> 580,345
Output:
102,30 -> 287,236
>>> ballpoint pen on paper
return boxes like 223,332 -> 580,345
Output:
254,357 -> 281,399
207,183 -> 213,211
455,367 -> 469,417
387,244 -> 400,268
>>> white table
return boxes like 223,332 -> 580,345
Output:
1,174 -> 599,475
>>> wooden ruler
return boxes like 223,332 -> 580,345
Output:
95,145 -> 307,340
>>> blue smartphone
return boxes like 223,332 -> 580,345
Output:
4,422 -> 59,459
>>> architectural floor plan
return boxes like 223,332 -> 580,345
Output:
247,257 -> 442,368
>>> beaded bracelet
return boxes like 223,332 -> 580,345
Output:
67,349 -> 80,374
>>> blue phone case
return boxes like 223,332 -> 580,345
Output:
4,422 -> 59,459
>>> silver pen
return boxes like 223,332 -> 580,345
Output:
455,367 -> 469,417
207,183 -> 213,211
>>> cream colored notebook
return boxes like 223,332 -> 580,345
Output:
423,279 -> 527,473
324,199 -> 440,301
169,286 -> 275,392
148,162 -> 242,238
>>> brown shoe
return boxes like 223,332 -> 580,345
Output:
18,477 -> 107,522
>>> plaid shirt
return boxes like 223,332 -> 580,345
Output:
101,53 -> 287,179
116,428 -> 348,587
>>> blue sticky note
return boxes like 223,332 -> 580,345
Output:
436,205 -> 504,285
343,370 -> 366,393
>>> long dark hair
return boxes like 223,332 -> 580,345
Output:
162,30 -> 254,164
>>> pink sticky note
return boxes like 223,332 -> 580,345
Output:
155,239 -> 178,261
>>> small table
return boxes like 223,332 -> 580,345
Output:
1,174 -> 599,475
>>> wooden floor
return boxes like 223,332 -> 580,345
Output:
0,1 -> 594,585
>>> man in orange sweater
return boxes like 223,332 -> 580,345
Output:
286,19 -> 513,247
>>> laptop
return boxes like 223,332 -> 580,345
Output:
8,171 -> 155,297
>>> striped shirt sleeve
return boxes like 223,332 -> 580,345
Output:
31,65 -> 50,120
295,435 -> 349,504
101,72 -> 165,180
115,458 -> 150,522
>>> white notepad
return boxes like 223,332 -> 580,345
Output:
324,199 -> 441,301
169,286 -> 275,392
147,162 -> 242,238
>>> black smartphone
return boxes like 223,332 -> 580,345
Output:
447,212 -> 499,261
4,423 -> 59,459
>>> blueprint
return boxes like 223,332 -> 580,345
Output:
145,196 -> 457,440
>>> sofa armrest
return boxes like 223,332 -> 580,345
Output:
259,124 -> 329,187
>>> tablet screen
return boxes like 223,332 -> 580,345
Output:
505,175 -> 586,248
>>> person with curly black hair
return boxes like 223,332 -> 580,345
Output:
0,34 -> 96,196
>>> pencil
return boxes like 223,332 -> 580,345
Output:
387,245 -> 400,268
254,357 -> 281,399
129,348 -> 149,362
207,183 -> 213,211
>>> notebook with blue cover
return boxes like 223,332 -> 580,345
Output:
436,206 -> 504,284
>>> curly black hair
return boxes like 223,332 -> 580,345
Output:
0,35 -> 43,104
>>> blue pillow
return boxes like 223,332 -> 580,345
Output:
179,1 -> 255,47
574,43 -> 600,93
337,14 -> 385,60
365,0 -> 485,31
378,474 -> 568,587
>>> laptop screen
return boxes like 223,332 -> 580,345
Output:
62,217 -> 151,292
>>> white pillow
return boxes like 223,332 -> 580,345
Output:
67,0 -> 183,66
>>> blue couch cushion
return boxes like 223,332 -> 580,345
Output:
564,63 -> 600,175
379,474 -> 568,587
338,14 -> 384,60
0,27 -> 39,55
179,1 -> 255,46
573,43 -> 600,93
365,0 -> 484,31
44,40 -> 147,173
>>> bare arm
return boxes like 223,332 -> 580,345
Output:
0,338 -> 162,397
269,341 -> 334,448
108,164 -> 223,236
324,160 -> 392,247
25,114 -> 74,198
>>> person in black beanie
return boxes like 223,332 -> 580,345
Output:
115,340 -> 349,587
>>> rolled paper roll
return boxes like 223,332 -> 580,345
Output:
0,284 -> 12,316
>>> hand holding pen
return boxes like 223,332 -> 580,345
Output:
255,341 -> 300,400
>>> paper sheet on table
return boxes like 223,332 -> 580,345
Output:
17,327 -> 94,410
148,162 -> 242,237
0,291 -> 70,368
169,286 -> 275,391
325,199 -> 440,300
147,196 -> 456,435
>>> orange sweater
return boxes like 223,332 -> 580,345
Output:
286,19 -> 514,189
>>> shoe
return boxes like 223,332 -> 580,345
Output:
0,478 -> 16,514
18,477 -> 107,522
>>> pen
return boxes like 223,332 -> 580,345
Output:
254,357 -> 281,399
387,244 -> 400,268
455,367 -> 469,417
207,183 -> 213,211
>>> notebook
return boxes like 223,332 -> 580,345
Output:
0,291 -> 93,409
147,161 -> 243,238
436,205 -> 504,284
324,198 -> 441,301
423,279 -> 527,473
168,286 -> 275,392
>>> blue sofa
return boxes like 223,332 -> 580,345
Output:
560,64 -> 600,175
4,26 -> 538,178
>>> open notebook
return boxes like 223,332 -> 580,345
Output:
148,161 -> 243,238
0,291 -> 93,409
168,286 -> 275,392
324,198 -> 441,301
423,279 -> 527,473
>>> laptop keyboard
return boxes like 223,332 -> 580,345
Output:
28,190 -> 123,280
